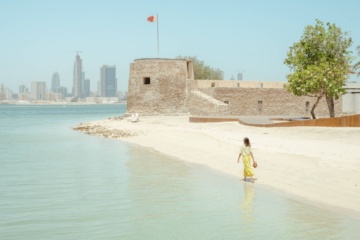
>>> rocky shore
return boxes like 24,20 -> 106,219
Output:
73,122 -> 136,138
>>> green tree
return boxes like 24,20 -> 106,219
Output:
284,20 -> 353,119
176,56 -> 223,80
354,45 -> 360,77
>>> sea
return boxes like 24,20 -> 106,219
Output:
0,104 -> 359,240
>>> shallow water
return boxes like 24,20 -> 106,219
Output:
0,104 -> 359,239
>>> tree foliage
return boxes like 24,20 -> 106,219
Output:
354,45 -> 360,77
176,56 -> 223,80
284,19 -> 353,119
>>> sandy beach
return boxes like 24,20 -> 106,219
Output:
74,115 -> 360,217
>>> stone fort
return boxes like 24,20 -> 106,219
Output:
127,58 -> 347,117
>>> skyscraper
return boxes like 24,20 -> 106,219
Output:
83,79 -> 90,97
97,81 -> 100,96
237,72 -> 243,80
73,54 -> 82,98
31,81 -> 46,100
19,85 -> 28,94
51,72 -> 60,92
0,84 -> 6,100
100,65 -> 117,97
57,87 -> 67,100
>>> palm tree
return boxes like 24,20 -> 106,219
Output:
354,45 -> 360,77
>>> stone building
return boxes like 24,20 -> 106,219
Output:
127,58 -> 193,115
342,82 -> 360,114
192,80 -> 341,117
127,58 -> 343,117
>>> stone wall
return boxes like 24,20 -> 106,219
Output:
209,88 -> 342,117
195,80 -> 285,89
189,90 -> 229,116
127,59 -> 192,115
126,59 -> 344,117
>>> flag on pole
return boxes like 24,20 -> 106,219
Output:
147,14 -> 159,58
147,15 -> 157,22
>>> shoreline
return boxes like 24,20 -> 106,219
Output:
73,115 -> 360,218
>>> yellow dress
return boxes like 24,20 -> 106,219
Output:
241,146 -> 254,177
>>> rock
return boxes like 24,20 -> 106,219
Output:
73,123 -> 136,138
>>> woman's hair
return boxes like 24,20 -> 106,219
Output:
243,137 -> 251,147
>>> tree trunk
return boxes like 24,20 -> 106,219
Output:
311,96 -> 322,119
326,95 -> 335,118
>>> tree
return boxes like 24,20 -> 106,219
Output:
176,56 -> 223,80
354,45 -> 360,77
284,19 -> 353,119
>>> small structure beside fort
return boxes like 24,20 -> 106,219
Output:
127,58 -> 351,117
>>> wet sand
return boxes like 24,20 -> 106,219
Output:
74,115 -> 360,217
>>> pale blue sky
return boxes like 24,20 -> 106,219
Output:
1,0 -> 359,93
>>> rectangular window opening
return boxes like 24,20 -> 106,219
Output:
224,101 -> 229,104
211,83 -> 215,87
258,100 -> 263,114
143,77 -> 151,85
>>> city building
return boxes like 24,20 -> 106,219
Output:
31,81 -> 46,100
100,65 -> 117,97
73,54 -> 82,98
19,85 -> 29,94
97,81 -> 100,96
56,86 -> 67,100
81,71 -> 85,96
47,92 -> 63,101
237,72 -> 243,80
51,72 -> 60,92
83,79 -> 90,97
2,86 -> 13,100
0,84 -> 6,100
118,91 -> 127,101
19,85 -> 29,100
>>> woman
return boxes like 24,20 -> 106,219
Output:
237,137 -> 257,183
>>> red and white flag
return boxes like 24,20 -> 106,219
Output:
147,14 -> 159,57
147,15 -> 157,22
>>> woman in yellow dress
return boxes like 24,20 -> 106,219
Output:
237,137 -> 257,183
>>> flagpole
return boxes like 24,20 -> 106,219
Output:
157,14 -> 159,58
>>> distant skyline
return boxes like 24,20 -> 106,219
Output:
1,0 -> 360,93
100,65 -> 117,97
72,54 -> 82,98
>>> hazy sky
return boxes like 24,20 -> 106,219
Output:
1,0 -> 359,93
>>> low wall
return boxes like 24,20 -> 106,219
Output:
238,114 -> 360,127
189,116 -> 239,123
194,80 -> 285,89
211,88 -> 342,117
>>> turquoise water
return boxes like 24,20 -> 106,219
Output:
0,104 -> 359,240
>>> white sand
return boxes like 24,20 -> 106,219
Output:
75,116 -> 360,216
